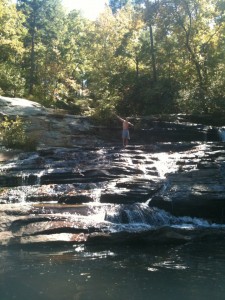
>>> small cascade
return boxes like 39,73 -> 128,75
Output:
21,172 -> 30,186
35,170 -> 46,185
203,129 -> 207,143
104,203 -> 171,226
5,187 -> 28,203
219,128 -> 225,141
19,189 -> 27,203
104,203 -> 211,230
153,152 -> 181,178
90,188 -> 102,202
20,169 -> 49,187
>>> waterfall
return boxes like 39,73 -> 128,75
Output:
35,170 -> 46,185
104,203 -> 211,230
105,203 -> 174,227
90,188 -> 102,202
219,128 -> 225,141
21,172 -> 30,186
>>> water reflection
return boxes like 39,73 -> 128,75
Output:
1,240 -> 225,300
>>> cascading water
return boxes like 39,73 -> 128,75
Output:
2,101 -> 225,300
1,140 -> 225,247
104,202 -> 210,228
219,128 -> 225,141
35,169 -> 46,185
79,202 -> 214,236
90,188 -> 102,202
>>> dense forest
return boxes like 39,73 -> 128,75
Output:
1,0 -> 225,118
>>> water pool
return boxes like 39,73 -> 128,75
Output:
1,239 -> 225,300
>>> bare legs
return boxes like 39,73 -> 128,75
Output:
123,138 -> 128,147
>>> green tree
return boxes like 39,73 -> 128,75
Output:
0,116 -> 37,150
54,10 -> 91,109
128,0 -> 225,113
0,0 -> 26,96
109,0 -> 130,13
0,0 -> 223,117
16,0 -> 66,103
107,0 -> 178,114
158,0 -> 225,112
84,5 -> 148,117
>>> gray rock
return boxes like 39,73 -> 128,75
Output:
150,146 -> 225,222
0,96 -> 225,247
0,96 -> 46,116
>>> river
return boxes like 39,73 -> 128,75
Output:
1,237 -> 225,300
0,124 -> 225,299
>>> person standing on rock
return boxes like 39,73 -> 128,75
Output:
115,114 -> 134,147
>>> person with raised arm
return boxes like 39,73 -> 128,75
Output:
115,114 -> 134,147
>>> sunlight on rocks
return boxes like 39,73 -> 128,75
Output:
90,188 -> 102,202
153,152 -> 181,178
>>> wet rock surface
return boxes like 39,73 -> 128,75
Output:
1,141 -> 225,247
1,97 -> 225,247
150,144 -> 225,222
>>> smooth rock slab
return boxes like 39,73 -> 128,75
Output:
150,168 -> 225,222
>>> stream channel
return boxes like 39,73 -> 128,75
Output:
1,122 -> 225,299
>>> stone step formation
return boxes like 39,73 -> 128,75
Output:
1,96 -> 225,247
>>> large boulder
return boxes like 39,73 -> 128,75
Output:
0,96 -> 97,148
149,144 -> 225,223
0,96 -> 46,116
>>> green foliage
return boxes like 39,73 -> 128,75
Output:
0,62 -> 26,97
91,104 -> 116,125
116,77 -> 179,115
1,0 -> 225,117
0,0 -> 26,96
0,116 -> 37,151
109,0 -> 130,13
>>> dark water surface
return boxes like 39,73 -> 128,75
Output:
1,239 -> 225,300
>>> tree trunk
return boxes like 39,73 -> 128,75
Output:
29,14 -> 36,95
149,23 -> 157,82
135,55 -> 139,79
145,0 -> 157,82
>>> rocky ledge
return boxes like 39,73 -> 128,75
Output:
0,96 -> 225,247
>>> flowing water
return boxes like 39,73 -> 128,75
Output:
218,128 -> 225,141
1,202 -> 225,300
1,141 -> 225,299
1,239 -> 225,300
